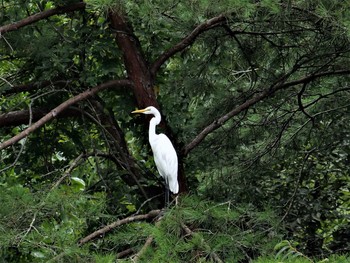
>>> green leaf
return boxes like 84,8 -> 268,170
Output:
71,177 -> 86,191
31,251 -> 46,258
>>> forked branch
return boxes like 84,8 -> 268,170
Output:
150,14 -> 227,76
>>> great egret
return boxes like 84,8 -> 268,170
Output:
132,106 -> 179,205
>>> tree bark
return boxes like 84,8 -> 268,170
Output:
108,11 -> 157,109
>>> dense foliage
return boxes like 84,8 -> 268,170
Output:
1,0 -> 349,262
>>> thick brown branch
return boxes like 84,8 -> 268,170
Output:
78,209 -> 161,246
183,69 -> 350,156
150,14 -> 227,77
0,2 -> 86,34
0,79 -> 132,150
0,107 -> 81,127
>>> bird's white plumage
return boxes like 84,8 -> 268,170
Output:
132,106 -> 179,194
150,133 -> 178,194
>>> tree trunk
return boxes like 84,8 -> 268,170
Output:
108,11 -> 157,109
108,10 -> 187,193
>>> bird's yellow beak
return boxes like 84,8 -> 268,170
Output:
131,108 -> 147,114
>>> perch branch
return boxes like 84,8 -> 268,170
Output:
117,248 -> 135,259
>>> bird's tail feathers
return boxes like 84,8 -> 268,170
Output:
169,179 -> 179,194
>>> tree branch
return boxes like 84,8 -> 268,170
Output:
132,217 -> 162,262
0,79 -> 132,150
0,2 -> 86,34
132,236 -> 154,262
150,14 -> 227,77
78,209 -> 161,246
0,107 -> 81,128
183,69 -> 350,156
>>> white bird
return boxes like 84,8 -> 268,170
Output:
132,106 -> 179,204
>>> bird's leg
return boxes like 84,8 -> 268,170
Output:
174,195 -> 178,206
165,184 -> 170,207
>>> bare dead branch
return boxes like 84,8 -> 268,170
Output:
117,248 -> 135,259
183,69 -> 350,156
78,209 -> 161,246
0,2 -> 86,34
150,14 -> 227,77
132,236 -> 154,262
0,79 -> 132,150
131,218 -> 163,262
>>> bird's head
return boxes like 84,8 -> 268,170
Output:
131,106 -> 158,115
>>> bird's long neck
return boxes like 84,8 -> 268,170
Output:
149,111 -> 161,141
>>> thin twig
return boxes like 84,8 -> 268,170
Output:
51,153 -> 85,190
0,76 -> 14,87
0,33 -> 14,52
133,194 -> 163,216
0,99 -> 35,173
